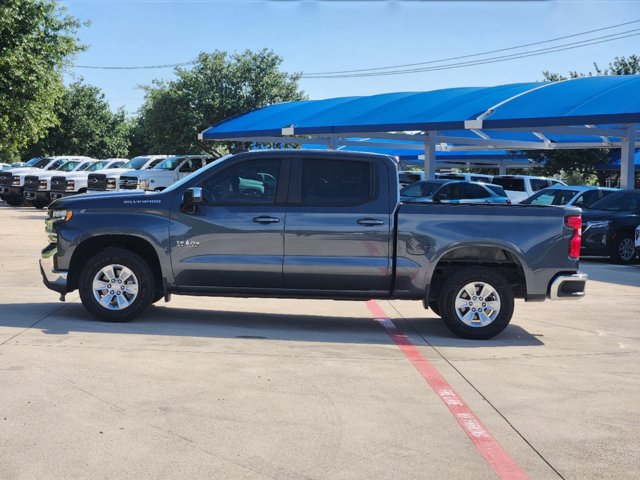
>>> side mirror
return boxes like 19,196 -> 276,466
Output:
181,187 -> 203,214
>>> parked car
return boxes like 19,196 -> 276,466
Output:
401,179 -> 511,204
491,175 -> 566,203
87,155 -> 167,192
41,150 -> 585,340
24,158 -> 98,208
50,159 -> 128,200
0,156 -> 89,206
521,185 -> 617,209
581,190 -> 640,264
437,172 -> 494,183
0,163 -> 10,171
119,155 -> 215,191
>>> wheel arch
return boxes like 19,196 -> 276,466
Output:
68,234 -> 163,297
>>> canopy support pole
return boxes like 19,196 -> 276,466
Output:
498,162 -> 507,175
423,131 -> 437,179
620,124 -> 636,190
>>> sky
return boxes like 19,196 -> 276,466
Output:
60,0 -> 640,116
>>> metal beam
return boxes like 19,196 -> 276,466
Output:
424,131 -> 437,180
620,124 -> 636,190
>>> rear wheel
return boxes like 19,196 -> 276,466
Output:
79,248 -> 155,322
611,233 -> 636,265
438,267 -> 514,340
5,195 -> 22,206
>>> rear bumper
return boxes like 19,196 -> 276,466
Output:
40,244 -> 68,296
548,273 -> 587,300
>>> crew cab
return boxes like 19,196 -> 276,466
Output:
0,156 -> 89,206
87,155 -> 167,192
41,150 -> 587,340
50,159 -> 128,200
24,158 -> 98,208
119,155 -> 214,191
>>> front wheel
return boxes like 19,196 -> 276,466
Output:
611,233 -> 636,265
79,248 -> 155,322
438,267 -> 514,340
5,195 -> 22,206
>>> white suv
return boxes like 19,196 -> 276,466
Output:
491,175 -> 566,204
119,155 -> 214,191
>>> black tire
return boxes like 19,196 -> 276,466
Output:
5,195 -> 22,207
33,200 -> 48,209
428,301 -> 441,317
438,267 -> 514,340
79,248 -> 155,322
610,233 -> 636,265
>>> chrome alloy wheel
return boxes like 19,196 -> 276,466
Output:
618,237 -> 636,262
92,264 -> 139,310
454,282 -> 501,327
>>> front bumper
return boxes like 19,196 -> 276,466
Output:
40,244 -> 68,298
24,190 -> 50,203
548,273 -> 587,300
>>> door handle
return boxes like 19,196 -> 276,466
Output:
357,218 -> 384,226
253,216 -> 280,224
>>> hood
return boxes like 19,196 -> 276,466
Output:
95,168 -> 134,177
49,189 -> 169,210
7,167 -> 44,176
64,168 -> 113,180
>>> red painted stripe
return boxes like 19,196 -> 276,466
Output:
366,300 -> 528,480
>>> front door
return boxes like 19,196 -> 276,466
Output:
170,157 -> 287,289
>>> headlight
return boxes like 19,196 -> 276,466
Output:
106,178 -> 116,189
585,220 -> 610,230
66,180 -> 75,191
139,180 -> 150,190
50,210 -> 73,222
12,177 -> 20,186
39,180 -> 48,190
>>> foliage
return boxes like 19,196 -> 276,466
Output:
543,54 -> 640,81
22,81 -> 130,158
132,49 -> 306,155
0,0 -> 84,161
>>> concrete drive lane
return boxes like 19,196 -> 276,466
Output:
1,203 -> 638,479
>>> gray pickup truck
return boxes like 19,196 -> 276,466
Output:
40,150 -> 586,339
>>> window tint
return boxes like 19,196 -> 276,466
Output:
492,178 -> 525,192
437,182 -> 461,199
462,183 -> 491,199
485,184 -> 507,197
301,159 -> 371,206
592,193 -> 640,212
470,175 -> 492,183
399,173 -> 422,184
179,158 -> 203,173
574,190 -> 599,208
530,179 -> 549,192
200,158 -> 280,204
400,181 -> 441,198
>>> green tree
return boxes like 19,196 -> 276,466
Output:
0,0 -> 84,161
23,81 -> 130,158
134,49 -> 306,155
535,55 -> 640,184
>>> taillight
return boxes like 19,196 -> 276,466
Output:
565,215 -> 582,259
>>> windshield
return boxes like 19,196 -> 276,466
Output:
522,189 -> 579,206
57,161 -> 81,172
399,173 -> 422,184
86,161 -> 109,171
33,158 -> 52,168
492,178 -> 525,192
78,162 -> 95,171
24,158 -> 44,167
154,156 -> 183,171
122,156 -> 152,170
400,180 -> 443,198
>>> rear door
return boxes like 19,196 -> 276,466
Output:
283,156 -> 393,293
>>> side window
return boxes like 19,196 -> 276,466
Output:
300,159 -> 372,206
179,159 -> 201,173
530,179 -> 548,192
574,190 -> 598,208
463,183 -> 491,199
200,158 -> 281,204
438,183 -> 460,199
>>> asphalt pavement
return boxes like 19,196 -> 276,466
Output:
0,203 -> 638,479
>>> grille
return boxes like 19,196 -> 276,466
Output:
119,176 -> 138,189
0,173 -> 12,186
24,175 -> 39,191
88,173 -> 107,190
51,176 -> 67,192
